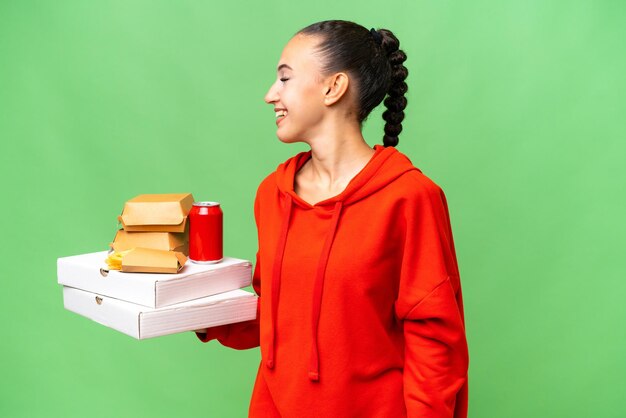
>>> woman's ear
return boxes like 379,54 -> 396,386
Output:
323,72 -> 350,106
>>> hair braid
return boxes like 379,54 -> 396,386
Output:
378,29 -> 408,147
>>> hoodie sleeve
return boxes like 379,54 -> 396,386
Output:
395,179 -> 469,418
195,253 -> 261,349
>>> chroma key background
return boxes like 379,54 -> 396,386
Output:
0,1 -> 624,417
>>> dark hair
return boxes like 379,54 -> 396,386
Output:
298,20 -> 408,147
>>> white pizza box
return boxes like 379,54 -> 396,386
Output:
62,286 -> 258,340
57,251 -> 252,308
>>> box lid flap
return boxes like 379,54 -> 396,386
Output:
119,193 -> 194,226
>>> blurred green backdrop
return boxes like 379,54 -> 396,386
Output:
1,1 -> 624,417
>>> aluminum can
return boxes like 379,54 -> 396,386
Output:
189,201 -> 223,264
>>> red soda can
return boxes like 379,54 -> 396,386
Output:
189,201 -> 223,264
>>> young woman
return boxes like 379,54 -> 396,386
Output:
196,20 -> 469,418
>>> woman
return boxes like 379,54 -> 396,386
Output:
197,20 -> 469,418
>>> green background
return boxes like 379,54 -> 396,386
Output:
1,1 -> 624,417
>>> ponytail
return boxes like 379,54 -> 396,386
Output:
378,29 -> 408,147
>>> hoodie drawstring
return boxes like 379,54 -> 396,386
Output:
266,194 -> 293,370
308,201 -> 343,381
265,195 -> 344,383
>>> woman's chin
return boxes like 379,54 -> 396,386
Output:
276,132 -> 298,144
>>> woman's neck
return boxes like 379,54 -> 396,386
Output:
298,122 -> 375,194
309,141 -> 374,183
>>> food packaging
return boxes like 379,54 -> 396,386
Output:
118,193 -> 194,233
62,287 -> 258,339
57,251 -> 253,308
111,230 -> 188,255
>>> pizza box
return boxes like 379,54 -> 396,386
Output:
62,286 -> 257,340
57,251 -> 252,308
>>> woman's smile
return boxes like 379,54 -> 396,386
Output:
275,108 -> 288,125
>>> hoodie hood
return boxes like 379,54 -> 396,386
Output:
275,145 -> 419,208
265,145 -> 419,382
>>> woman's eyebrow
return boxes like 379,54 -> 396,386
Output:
277,64 -> 293,72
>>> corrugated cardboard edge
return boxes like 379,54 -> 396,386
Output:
153,260 -> 252,308
138,312 -> 143,339
138,291 -> 258,339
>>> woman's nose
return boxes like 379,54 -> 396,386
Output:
264,81 -> 279,104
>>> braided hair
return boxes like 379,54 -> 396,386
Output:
298,20 -> 409,147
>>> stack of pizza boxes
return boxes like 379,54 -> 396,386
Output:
57,193 -> 257,340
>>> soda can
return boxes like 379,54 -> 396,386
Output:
189,201 -> 223,264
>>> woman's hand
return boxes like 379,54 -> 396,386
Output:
193,324 -> 231,343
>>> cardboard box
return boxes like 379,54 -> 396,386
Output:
62,286 -> 258,339
118,193 -> 194,233
111,230 -> 188,255
115,247 -> 188,274
57,251 -> 253,308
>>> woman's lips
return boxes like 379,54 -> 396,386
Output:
275,109 -> 287,126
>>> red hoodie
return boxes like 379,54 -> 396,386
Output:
198,145 -> 469,417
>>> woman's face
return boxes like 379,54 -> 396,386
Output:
264,34 -> 329,144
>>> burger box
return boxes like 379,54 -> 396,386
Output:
111,230 -> 188,255
111,247 -> 189,274
62,286 -> 258,339
57,251 -> 252,308
118,193 -> 194,233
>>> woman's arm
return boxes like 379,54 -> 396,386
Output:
396,179 -> 469,417
402,276 -> 468,417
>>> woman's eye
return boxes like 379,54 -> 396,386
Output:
280,77 -> 290,83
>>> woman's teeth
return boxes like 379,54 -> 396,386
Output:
275,110 -> 287,118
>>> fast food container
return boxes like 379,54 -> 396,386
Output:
62,287 -> 257,340
57,251 -> 252,309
